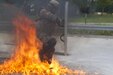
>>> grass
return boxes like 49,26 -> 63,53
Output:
69,14 -> 113,35
70,14 -> 113,23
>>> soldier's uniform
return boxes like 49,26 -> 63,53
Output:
37,0 -> 60,64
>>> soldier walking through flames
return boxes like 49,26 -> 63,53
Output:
36,0 -> 62,64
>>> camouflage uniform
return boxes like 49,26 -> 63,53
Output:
37,0 -> 60,64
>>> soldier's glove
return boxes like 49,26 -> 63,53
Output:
35,19 -> 38,22
56,18 -> 64,27
47,38 -> 57,48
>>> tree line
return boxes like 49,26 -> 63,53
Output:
1,0 -> 113,14
71,0 -> 113,14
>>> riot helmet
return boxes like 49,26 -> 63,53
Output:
47,0 -> 59,14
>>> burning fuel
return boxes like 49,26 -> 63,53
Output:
0,15 -> 86,75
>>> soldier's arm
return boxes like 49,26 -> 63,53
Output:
39,9 -> 58,22
39,9 -> 64,27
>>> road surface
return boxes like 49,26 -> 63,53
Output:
0,32 -> 113,75
56,35 -> 113,75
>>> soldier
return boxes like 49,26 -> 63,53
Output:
36,0 -> 61,64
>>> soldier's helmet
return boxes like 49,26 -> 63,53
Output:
49,0 -> 59,7
47,0 -> 59,14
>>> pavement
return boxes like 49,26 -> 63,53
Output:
56,35 -> 113,75
0,32 -> 14,57
0,32 -> 113,75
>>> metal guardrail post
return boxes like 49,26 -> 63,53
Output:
64,1 -> 69,55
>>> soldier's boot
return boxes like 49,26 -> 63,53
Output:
39,38 -> 56,64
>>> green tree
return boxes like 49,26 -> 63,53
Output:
96,0 -> 113,14
71,0 -> 96,14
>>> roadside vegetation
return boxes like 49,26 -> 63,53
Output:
69,0 -> 113,35
70,14 -> 113,24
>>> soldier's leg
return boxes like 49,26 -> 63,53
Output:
39,38 -> 56,64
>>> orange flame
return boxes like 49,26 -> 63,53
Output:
0,15 -> 86,75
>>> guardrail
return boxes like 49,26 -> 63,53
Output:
68,23 -> 113,31
1,22 -> 113,31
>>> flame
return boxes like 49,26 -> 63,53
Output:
0,15 -> 86,75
